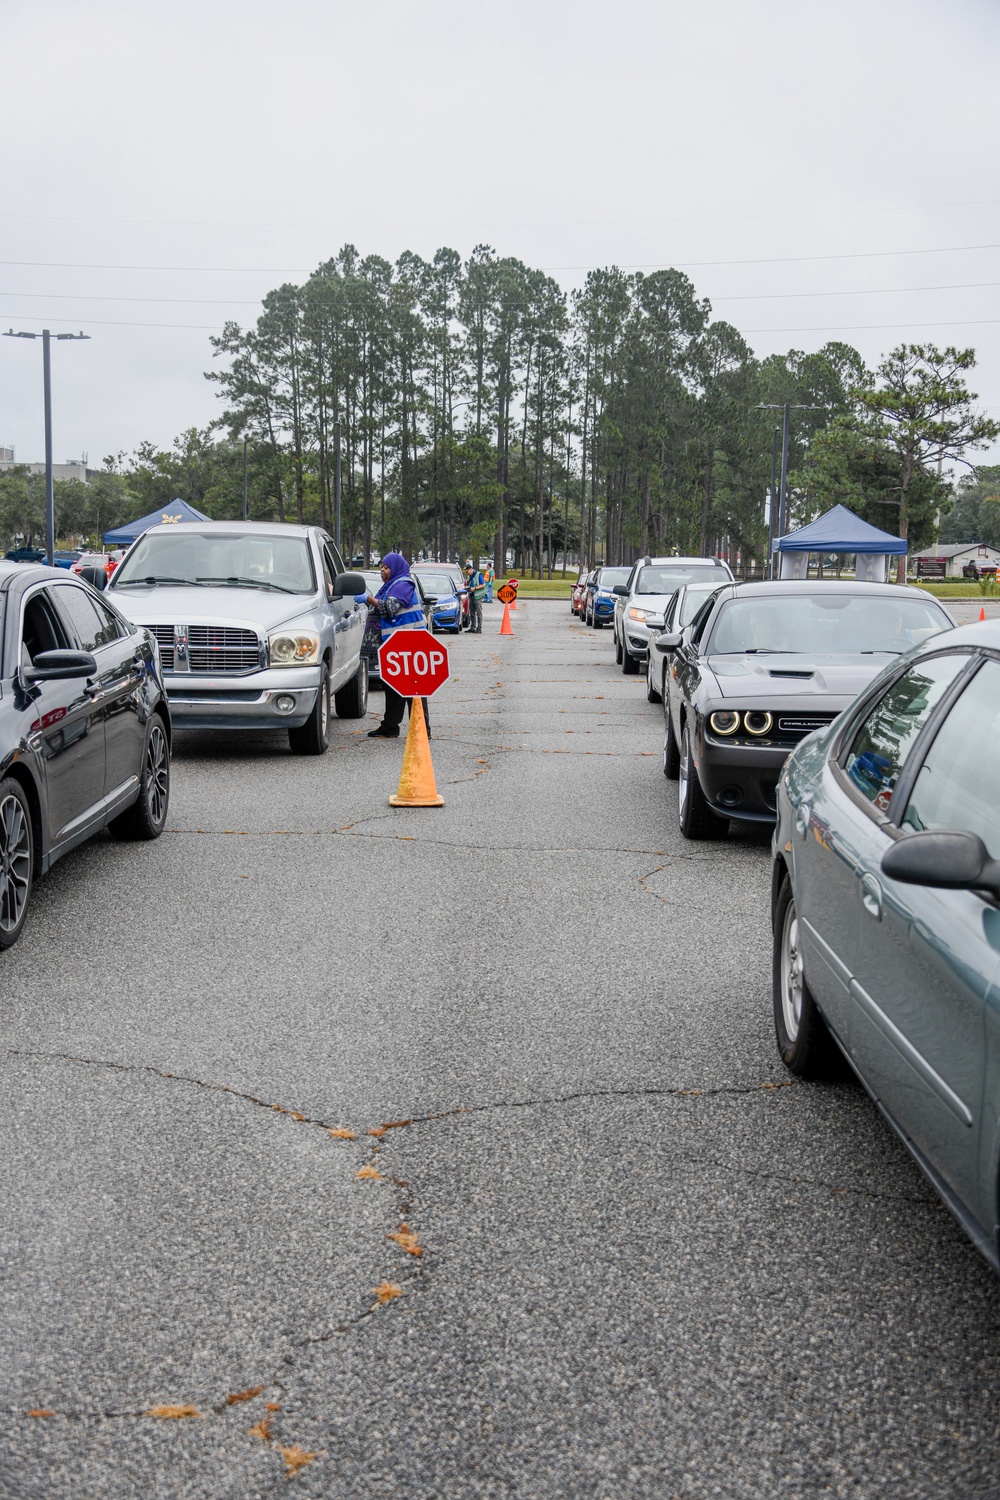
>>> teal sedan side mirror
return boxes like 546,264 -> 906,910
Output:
881,830 -> 1000,899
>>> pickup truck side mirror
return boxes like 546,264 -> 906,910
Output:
23,649 -> 98,682
332,571 -> 368,597
881,829 -> 1000,899
654,632 -> 683,654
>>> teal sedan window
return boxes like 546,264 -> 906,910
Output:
901,658 -> 1000,856
844,654 -> 966,812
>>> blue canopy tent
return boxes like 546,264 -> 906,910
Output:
773,503 -> 907,582
104,499 -> 210,547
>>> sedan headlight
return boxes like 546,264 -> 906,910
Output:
269,630 -> 320,666
627,607 -> 648,621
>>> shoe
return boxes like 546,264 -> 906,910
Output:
368,725 -> 399,738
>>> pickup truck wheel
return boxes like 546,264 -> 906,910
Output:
334,658 -> 369,720
289,667 -> 331,755
110,716 -> 170,841
0,777 -> 33,949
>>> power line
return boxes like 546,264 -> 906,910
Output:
1,278 -> 998,310
1,242 -> 998,277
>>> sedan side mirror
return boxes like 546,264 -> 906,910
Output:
332,571 -> 368,597
424,594 -> 439,605
645,614 -> 665,631
654,632 -> 683,654
79,565 -> 107,591
612,584 -> 629,596
881,830 -> 1000,899
23,649 -> 98,682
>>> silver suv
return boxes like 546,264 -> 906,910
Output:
612,555 -> 734,675
108,521 -> 369,754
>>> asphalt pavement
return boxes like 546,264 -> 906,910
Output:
2,598 -> 1000,1499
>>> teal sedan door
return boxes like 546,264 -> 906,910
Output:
842,653 -> 1000,1223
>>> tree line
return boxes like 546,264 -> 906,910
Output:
3,244 -> 997,571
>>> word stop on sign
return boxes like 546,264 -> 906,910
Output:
377,628 -> 451,698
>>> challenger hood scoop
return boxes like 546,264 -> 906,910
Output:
768,668 -> 814,679
707,652 -> 891,700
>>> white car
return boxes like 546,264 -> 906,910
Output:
644,582 -> 723,702
612,556 -> 734,675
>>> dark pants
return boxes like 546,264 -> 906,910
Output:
468,594 -> 482,631
383,685 -> 431,736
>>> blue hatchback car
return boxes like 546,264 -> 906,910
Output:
586,566 -> 630,629
416,569 -> 464,634
773,619 -> 1000,1272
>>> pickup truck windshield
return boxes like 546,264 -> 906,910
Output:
112,531 -> 316,594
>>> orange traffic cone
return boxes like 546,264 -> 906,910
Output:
510,596 -> 517,609
980,606 -> 987,622
499,602 -> 513,635
389,698 -> 444,807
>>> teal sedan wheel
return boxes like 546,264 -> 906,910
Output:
773,875 -> 841,1078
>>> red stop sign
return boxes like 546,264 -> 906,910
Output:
377,630 -> 450,697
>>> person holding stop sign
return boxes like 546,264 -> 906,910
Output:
359,552 -> 430,739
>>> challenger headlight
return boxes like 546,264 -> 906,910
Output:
269,631 -> 320,666
744,711 -> 773,736
627,607 -> 648,621
709,710 -> 740,736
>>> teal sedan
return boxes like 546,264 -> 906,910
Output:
772,620 -> 1000,1272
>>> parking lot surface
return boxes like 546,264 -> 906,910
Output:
3,599 -> 1000,1498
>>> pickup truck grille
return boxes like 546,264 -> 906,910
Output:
149,625 -> 261,674
150,625 -> 175,670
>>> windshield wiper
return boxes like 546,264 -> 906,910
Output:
117,574 -> 204,587
196,576 -> 296,593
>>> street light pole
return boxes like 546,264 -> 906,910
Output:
333,419 -> 342,552
3,327 -> 90,566
757,402 -> 829,579
767,425 -> 780,575
242,435 -> 248,520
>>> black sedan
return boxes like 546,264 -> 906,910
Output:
656,580 -> 954,840
0,561 -> 171,947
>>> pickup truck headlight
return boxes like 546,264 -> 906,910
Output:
269,631 -> 320,665
627,607 -> 648,621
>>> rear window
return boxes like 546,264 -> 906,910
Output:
635,565 -> 729,594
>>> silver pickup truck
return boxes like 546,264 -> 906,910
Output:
107,521 -> 368,754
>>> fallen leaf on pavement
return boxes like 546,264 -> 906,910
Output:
388,1224 -> 423,1257
248,1418 -> 272,1443
226,1386 -> 265,1406
147,1404 -> 200,1420
356,1164 -> 383,1180
277,1445 -> 319,1476
26,1409 -> 54,1418
327,1128 -> 356,1140
372,1281 -> 403,1304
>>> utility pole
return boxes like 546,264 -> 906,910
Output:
3,327 -> 90,566
333,419 -> 342,553
757,402 -> 829,578
767,426 -> 781,576
242,435 -> 248,520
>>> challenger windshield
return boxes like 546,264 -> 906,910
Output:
707,593 -> 951,656
112,531 -> 316,594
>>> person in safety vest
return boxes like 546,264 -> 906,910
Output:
484,560 -> 495,602
359,551 -> 431,739
464,559 -> 485,633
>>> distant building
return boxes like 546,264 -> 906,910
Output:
0,454 -> 94,482
913,541 -> 1000,579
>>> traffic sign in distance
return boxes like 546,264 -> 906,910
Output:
377,630 -> 450,698
496,582 -> 517,605
508,577 -> 519,592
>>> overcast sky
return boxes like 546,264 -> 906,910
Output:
2,0 -> 999,471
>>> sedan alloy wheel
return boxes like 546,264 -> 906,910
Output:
0,780 -> 32,947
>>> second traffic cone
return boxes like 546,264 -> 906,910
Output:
510,596 -> 517,609
389,698 -> 444,807
981,606 -> 987,622
499,602 -> 513,635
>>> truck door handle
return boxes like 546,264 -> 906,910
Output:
860,873 -> 883,921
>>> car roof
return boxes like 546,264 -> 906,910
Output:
0,560 -> 74,587
124,520 -> 320,538
917,618 -> 1000,651
716,580 -> 938,600
637,556 -> 730,567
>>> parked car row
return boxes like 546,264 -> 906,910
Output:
592,557 -> 1000,1276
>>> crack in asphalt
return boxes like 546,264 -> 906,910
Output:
163,827 -> 683,857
